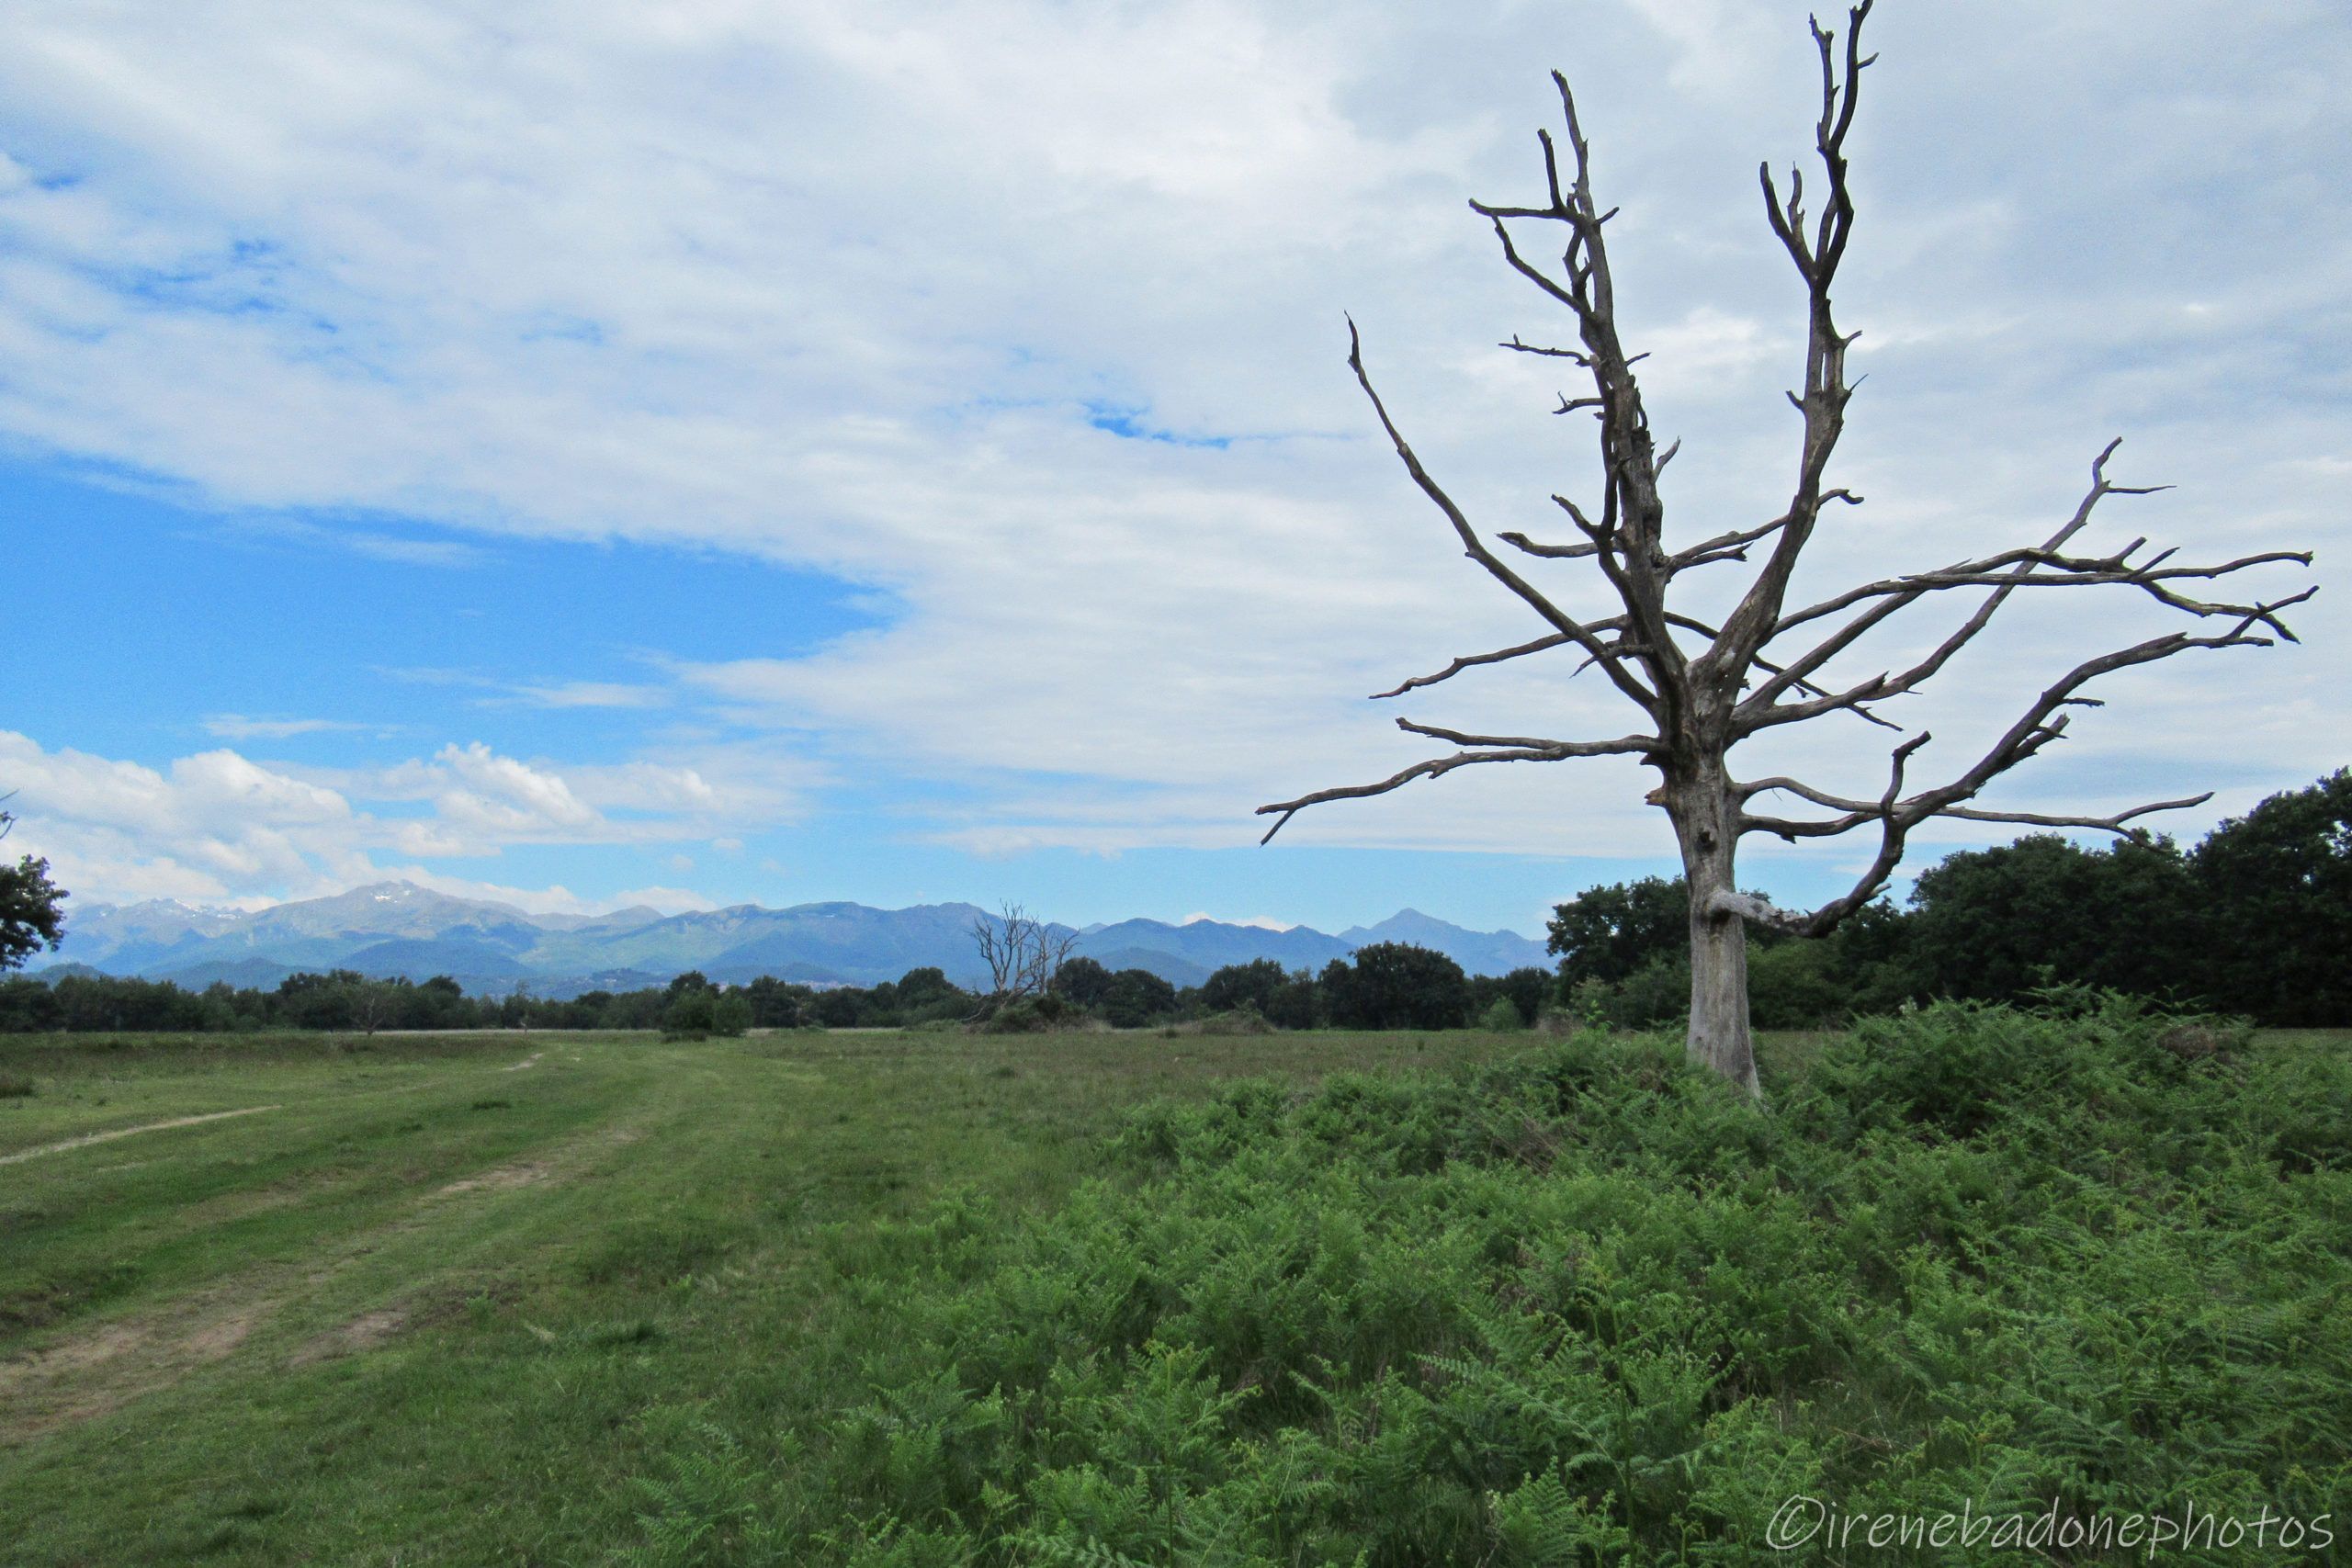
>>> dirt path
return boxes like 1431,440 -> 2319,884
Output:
0,1291 -> 265,1441
1,1114 -> 644,1443
0,1106 -> 283,1168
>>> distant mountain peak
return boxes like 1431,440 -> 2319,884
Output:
1181,911 -> 1298,932
109,895 -> 233,917
49,884 -> 1551,994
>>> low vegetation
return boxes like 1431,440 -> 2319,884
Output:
621,997 -> 2351,1562
0,1023 -> 1517,1562
4,1001 -> 2345,1562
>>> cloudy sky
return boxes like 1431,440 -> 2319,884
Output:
1,0 -> 2342,936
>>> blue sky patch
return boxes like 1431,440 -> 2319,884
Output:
1083,400 -> 1233,448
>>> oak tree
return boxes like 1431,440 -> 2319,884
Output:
0,801 -> 68,974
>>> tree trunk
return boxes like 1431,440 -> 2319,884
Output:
1686,888 -> 1758,1098
1669,764 -> 1762,1098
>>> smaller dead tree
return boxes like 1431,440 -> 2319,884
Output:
970,902 -> 1078,1011
350,982 -> 396,1037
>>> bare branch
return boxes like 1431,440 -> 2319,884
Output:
1361,600 -> 1891,731
1770,543 -> 2312,641
1498,530 -> 1601,560
1758,438 -> 2145,709
1719,727 -> 1920,936
1740,437 -> 2313,733
970,903 -> 1079,1003
1345,318 -> 1660,713
1933,797 -> 2211,831
1368,632 -> 1576,699
1464,72 -> 1690,714
1396,717 -> 1602,750
1702,2 -> 1874,686
1720,607 -> 2286,931
1666,499 -> 1854,579
1748,576 -> 2313,735
1257,732 -> 1659,844
1498,335 -> 1590,364
1654,611 -> 1901,729
1742,779 -> 2213,840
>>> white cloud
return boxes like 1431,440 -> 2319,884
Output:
1182,911 -> 1296,931
202,714 -> 374,739
435,741 -> 600,834
380,668 -> 670,710
498,681 -> 668,710
0,729 -> 804,906
0,0 -> 2341,885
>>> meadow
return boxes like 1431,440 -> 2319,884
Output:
2,1011 -> 2346,1564
0,1024 -> 1523,1563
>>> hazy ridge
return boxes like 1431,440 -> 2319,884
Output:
31,881 -> 1551,997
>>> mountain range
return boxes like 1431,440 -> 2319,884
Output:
28,882 -> 1554,998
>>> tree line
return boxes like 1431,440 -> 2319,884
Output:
1554,770 -> 2350,1029
0,945 -> 1519,1037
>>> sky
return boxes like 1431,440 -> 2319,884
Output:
0,0 -> 2344,939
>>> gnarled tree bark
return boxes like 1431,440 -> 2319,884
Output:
1257,3 -> 2312,1097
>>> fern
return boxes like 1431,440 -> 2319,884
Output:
623,998 -> 2352,1564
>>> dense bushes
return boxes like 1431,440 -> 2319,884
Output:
0,967 -> 784,1035
1,947 -> 1532,1037
1319,942 -> 1471,1030
1549,770 -> 2352,1030
629,998 -> 2351,1563
2190,769 -> 2352,1025
0,965 -> 994,1035
661,976 -> 752,1039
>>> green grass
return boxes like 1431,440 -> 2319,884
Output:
5,1018 -> 2346,1564
0,1025 -> 1530,1564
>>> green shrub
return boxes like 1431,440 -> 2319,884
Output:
661,988 -> 717,1040
657,987 -> 750,1040
1570,953 -> 1690,1030
631,998 -> 2352,1563
1745,938 -> 1850,1028
1477,997 -> 1524,1032
981,992 -> 1079,1034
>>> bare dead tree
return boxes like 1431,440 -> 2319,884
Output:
350,981 -> 394,1037
970,902 -> 1079,1010
1259,2 -> 2313,1097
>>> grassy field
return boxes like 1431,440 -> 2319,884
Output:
0,1025 -> 1537,1564
6,1020 -> 2346,1565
